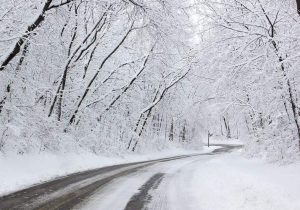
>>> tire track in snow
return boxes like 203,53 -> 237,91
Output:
124,173 -> 165,210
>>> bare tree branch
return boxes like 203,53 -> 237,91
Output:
141,68 -> 191,114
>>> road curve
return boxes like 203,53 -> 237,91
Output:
0,144 -> 242,210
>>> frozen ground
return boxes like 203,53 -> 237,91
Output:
0,146 -> 216,196
78,148 -> 300,210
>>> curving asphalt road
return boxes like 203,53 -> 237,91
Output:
0,144 -> 242,210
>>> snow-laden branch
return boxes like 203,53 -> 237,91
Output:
48,8 -> 110,118
48,0 -> 76,10
140,68 -> 191,114
103,44 -> 156,113
0,0 -> 53,71
68,22 -> 135,125
0,0 -> 76,71
123,0 -> 146,11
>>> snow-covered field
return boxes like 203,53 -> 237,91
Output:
78,148 -> 300,210
0,146 -> 216,196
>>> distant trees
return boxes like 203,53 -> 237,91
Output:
195,0 -> 300,160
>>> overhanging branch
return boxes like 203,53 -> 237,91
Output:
48,0 -> 76,10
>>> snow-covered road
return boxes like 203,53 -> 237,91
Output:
0,145 -> 235,209
2,144 -> 300,210
78,146 -> 300,210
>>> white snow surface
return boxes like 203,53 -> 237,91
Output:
0,146 -> 216,196
153,150 -> 300,210
208,135 -> 244,145
78,148 -> 300,210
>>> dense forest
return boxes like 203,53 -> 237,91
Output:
0,0 -> 300,161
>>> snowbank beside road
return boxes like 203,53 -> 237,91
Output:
152,150 -> 300,210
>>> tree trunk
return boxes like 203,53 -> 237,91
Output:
223,116 -> 231,138
169,119 -> 174,141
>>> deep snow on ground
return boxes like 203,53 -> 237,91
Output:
78,148 -> 300,210
0,146 -> 216,196
149,149 -> 300,210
